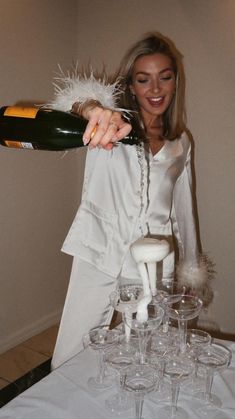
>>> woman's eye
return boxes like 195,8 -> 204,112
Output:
136,79 -> 149,84
160,74 -> 174,81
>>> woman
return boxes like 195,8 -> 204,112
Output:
50,32 -> 210,369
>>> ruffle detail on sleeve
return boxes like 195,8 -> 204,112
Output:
47,67 -> 124,112
176,254 -> 216,289
176,254 -> 216,307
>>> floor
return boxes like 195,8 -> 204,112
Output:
0,324 -> 59,407
0,313 -> 121,408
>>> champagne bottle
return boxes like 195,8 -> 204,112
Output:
0,106 -> 139,151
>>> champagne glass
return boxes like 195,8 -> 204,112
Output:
156,279 -> 187,296
159,353 -> 194,419
126,303 -> 164,364
104,343 -> 136,415
155,280 -> 187,333
187,328 -> 212,349
110,285 -> 143,342
196,342 -> 232,411
83,325 -> 121,391
122,364 -> 160,419
130,237 -> 170,298
147,329 -> 177,402
164,295 -> 203,353
185,329 -> 211,392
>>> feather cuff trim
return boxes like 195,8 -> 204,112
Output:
47,67 -> 123,112
176,254 -> 215,290
176,255 -> 216,307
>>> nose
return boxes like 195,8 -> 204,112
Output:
151,79 -> 160,93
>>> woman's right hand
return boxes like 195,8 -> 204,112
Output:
72,101 -> 132,150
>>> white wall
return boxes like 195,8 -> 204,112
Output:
75,0 -> 235,334
0,0 -> 234,354
0,0 -> 85,353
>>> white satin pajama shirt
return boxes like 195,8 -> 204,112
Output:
51,132 -> 199,369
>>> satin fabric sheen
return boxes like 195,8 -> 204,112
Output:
52,132 -> 199,369
62,132 -> 199,279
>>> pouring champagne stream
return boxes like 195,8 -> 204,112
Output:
121,237 -> 170,364
130,237 -> 170,322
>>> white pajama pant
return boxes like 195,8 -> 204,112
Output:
51,257 -> 117,370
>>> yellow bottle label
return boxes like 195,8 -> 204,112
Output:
4,106 -> 39,119
4,140 -> 34,149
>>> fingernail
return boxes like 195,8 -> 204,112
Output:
83,137 -> 89,145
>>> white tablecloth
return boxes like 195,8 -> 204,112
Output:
0,339 -> 234,419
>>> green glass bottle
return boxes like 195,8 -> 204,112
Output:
0,106 -> 139,151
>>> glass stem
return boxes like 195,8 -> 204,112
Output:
192,359 -> 198,385
98,350 -> 105,384
135,395 -> 144,419
138,331 -> 148,364
178,319 -> 187,353
162,311 -> 170,333
205,368 -> 214,402
123,310 -> 132,342
159,359 -> 165,390
116,371 -> 124,401
171,380 -> 180,417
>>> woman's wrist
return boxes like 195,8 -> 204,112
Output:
71,99 -> 103,119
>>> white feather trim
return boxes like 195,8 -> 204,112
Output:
176,255 -> 216,307
176,254 -> 215,289
47,67 -> 123,112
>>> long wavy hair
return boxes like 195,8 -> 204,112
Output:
114,32 -> 186,141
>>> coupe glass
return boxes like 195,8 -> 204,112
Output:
154,280 -> 187,333
159,353 -> 194,419
126,303 -> 164,364
122,364 -> 160,419
147,329 -> 177,402
196,342 -> 232,411
110,284 -> 143,342
187,328 -> 212,349
185,329 -> 212,392
164,295 -> 203,353
83,325 -> 120,391
104,343 -> 136,415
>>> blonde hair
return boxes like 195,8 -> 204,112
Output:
115,32 -> 186,140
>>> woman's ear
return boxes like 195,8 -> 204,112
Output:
129,85 -> 135,97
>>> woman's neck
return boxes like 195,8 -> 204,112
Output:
142,115 -> 165,155
145,136 -> 165,155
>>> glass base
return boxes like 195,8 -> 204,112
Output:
105,392 -> 132,415
148,382 -> 171,403
194,391 -> 222,408
87,374 -> 114,391
158,405 -> 189,419
126,417 -> 149,419
196,404 -> 231,419
181,376 -> 205,394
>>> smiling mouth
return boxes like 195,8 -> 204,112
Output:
147,97 -> 164,106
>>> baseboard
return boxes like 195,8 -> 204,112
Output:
0,310 -> 62,355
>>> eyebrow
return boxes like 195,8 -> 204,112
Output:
135,67 -> 174,76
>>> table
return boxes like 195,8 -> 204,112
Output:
0,339 -> 234,418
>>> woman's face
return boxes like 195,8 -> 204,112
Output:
130,53 -> 176,124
